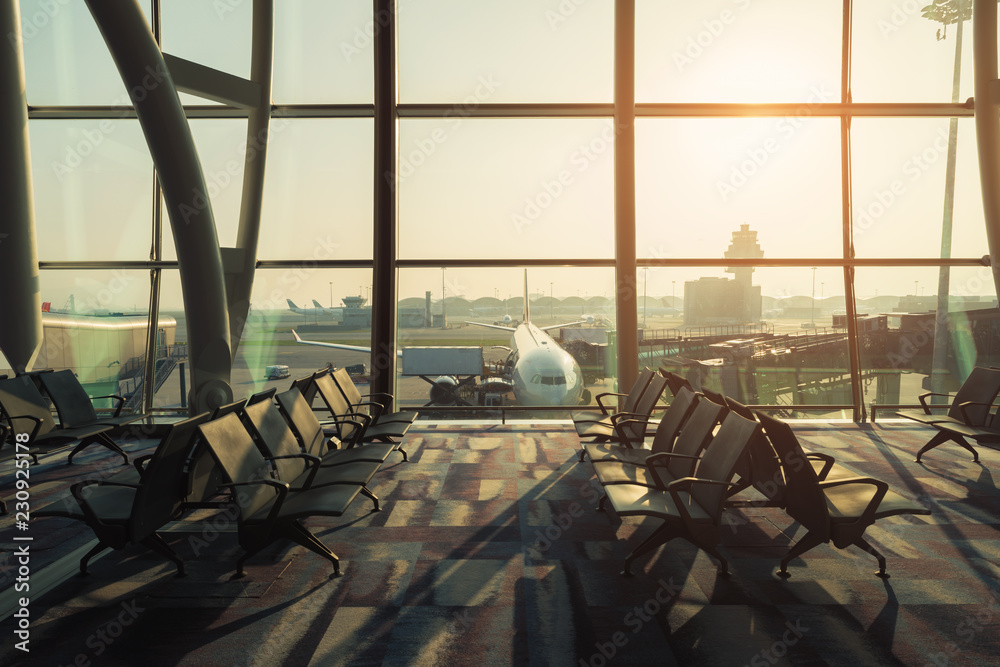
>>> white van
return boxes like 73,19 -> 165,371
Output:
266,364 -> 290,380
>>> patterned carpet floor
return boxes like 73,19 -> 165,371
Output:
1,419 -> 999,665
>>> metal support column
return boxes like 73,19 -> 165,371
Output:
0,0 -> 42,374
974,0 -> 1000,301
614,0 -> 639,393
370,0 -> 398,403
85,0 -> 233,414
229,0 -> 274,357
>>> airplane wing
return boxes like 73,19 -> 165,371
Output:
291,330 -> 379,354
540,320 -> 588,331
465,321 -> 516,332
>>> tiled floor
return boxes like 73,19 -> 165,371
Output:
1,420 -> 999,665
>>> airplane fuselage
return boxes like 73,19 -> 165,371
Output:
506,322 -> 584,406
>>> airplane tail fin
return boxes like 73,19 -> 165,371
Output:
523,269 -> 530,323
312,299 -> 325,309
286,299 -> 298,311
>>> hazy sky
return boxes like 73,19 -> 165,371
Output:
16,0 -> 997,312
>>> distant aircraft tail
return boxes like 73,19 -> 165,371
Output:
286,299 -> 299,312
312,299 -> 325,310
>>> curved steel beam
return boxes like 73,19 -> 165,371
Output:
975,0 -> 1000,301
0,0 -> 41,373
230,0 -> 273,356
85,0 -> 232,413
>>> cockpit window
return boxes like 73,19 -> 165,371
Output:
532,375 -> 567,385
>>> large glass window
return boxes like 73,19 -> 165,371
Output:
30,120 -> 153,262
398,119 -> 615,260
11,2 -> 997,420
398,0 -> 613,103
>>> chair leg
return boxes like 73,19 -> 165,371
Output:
140,533 -> 186,576
623,522 -> 680,576
916,430 -> 978,463
360,485 -> 381,512
280,520 -> 341,577
79,542 -> 111,576
0,498 -> 7,515
853,535 -> 889,578
396,444 -> 409,462
596,493 -> 608,512
778,530 -> 826,578
67,434 -> 128,465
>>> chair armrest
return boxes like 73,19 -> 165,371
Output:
917,392 -> 950,414
91,394 -> 127,417
612,418 -> 647,449
958,401 -> 995,425
352,401 -> 385,421
666,476 -> 733,528
804,452 -> 835,480
1,413 -> 44,441
595,392 -> 628,415
644,452 -> 700,488
71,480 -> 139,528
268,453 -> 322,488
818,477 -> 889,528
133,454 -> 155,477
219,479 -> 289,533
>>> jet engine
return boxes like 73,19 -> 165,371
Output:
428,375 -> 460,406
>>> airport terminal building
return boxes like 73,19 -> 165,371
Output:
1,2 -> 1000,664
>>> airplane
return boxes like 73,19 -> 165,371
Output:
312,299 -> 345,317
291,272 -> 587,407
286,299 -> 335,316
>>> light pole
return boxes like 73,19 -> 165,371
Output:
329,282 -> 333,309
672,280 -> 676,317
550,282 -> 553,320
810,267 -> 817,327
642,267 -> 648,329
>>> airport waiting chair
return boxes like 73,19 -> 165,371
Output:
36,413 -> 211,576
328,367 -> 417,427
603,410 -> 761,576
591,394 -> 725,504
242,394 -> 383,510
35,369 -> 146,464
758,412 -> 931,578
583,387 -> 700,464
915,408 -> 1000,464
273,387 -> 397,466
198,412 -> 372,577
310,372 -> 410,459
575,372 -> 668,459
721,397 -> 852,507
0,375 -> 118,464
896,366 -> 1000,462
573,368 -> 654,429
660,369 -> 693,397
